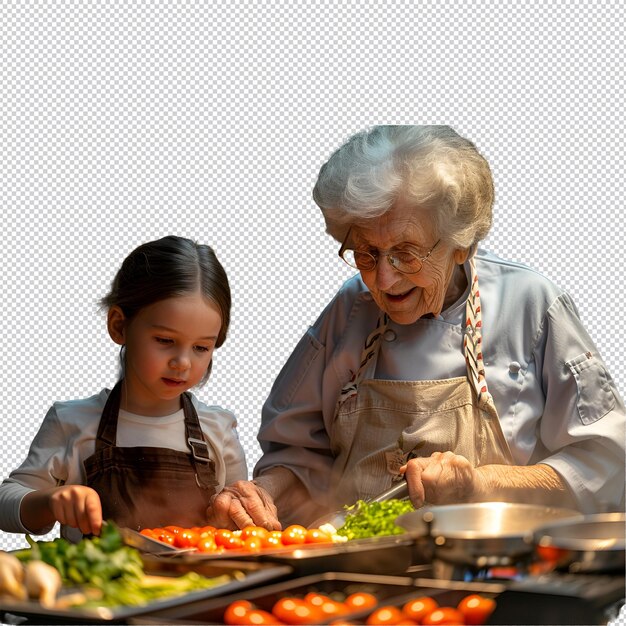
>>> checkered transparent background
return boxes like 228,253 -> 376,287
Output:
1,4 -> 625,618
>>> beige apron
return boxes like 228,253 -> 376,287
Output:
329,258 -> 513,508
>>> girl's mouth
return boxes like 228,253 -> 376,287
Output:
162,378 -> 186,387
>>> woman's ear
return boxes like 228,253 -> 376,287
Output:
107,306 -> 127,345
454,247 -> 472,265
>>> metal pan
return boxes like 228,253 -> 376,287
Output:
396,502 -> 582,568
532,512 -> 625,573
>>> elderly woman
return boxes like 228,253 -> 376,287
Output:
208,125 -> 625,530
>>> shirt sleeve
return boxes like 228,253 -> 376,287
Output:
0,404 -> 68,534
532,293 -> 625,513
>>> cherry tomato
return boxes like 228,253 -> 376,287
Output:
345,591 -> 377,611
262,530 -> 285,549
196,535 -> 219,553
366,606 -> 404,625
139,528 -> 157,539
241,525 -> 270,542
422,607 -> 465,625
402,596 -> 439,622
224,534 -> 244,550
456,595 -> 496,625
224,600 -> 254,625
214,528 -> 234,547
304,528 -> 333,544
243,536 -> 263,552
176,528 -> 200,549
281,525 -> 307,546
302,594 -> 348,618
272,597 -> 322,624
198,525 -> 217,537
164,525 -> 183,536
153,528 -> 176,545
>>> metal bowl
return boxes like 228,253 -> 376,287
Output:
396,502 -> 582,568
532,512 -> 625,573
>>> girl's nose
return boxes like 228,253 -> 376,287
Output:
169,353 -> 191,370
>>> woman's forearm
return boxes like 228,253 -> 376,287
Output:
474,463 -> 579,510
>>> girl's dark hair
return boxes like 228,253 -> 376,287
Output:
101,236 -> 231,383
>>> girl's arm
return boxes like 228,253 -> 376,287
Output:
21,485 -> 103,537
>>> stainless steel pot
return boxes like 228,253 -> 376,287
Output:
532,512 -> 625,573
396,502 -> 582,568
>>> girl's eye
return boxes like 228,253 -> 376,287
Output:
194,345 -> 211,353
155,337 -> 173,345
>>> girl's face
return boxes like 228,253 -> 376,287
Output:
108,292 -> 222,416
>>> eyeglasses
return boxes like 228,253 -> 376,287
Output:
338,228 -> 441,275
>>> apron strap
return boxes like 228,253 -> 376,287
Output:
463,256 -> 493,407
95,380 -> 123,448
338,313 -> 389,404
181,392 -> 218,490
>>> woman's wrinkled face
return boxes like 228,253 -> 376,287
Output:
350,199 -> 461,325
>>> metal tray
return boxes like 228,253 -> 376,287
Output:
129,572 -> 505,625
0,558 -> 292,624
122,527 -> 422,576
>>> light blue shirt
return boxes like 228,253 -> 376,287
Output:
255,249 -> 625,514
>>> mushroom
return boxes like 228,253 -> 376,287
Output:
24,560 -> 62,608
0,551 -> 27,601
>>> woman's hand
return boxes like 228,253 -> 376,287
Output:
401,451 -> 483,508
206,480 -> 281,531
22,486 -> 103,536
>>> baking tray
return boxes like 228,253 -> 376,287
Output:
122,527 -> 424,576
129,572 -> 505,625
0,558 -> 292,625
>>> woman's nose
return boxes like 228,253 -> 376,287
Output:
375,255 -> 401,289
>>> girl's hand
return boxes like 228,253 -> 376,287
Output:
22,486 -> 103,537
206,480 -> 281,531
401,451 -> 482,508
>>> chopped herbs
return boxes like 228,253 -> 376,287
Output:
337,499 -> 414,540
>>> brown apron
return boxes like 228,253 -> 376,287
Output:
84,380 -> 218,531
329,258 -> 514,509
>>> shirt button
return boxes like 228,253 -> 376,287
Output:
509,361 -> 521,374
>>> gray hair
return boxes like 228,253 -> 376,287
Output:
312,125 -> 494,249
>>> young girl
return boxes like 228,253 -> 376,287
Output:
0,236 -> 247,542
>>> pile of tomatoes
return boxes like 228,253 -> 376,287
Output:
222,592 -> 496,625
139,523 -> 334,553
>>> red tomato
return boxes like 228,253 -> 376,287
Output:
176,528 -> 200,549
281,525 -> 307,546
198,525 -> 217,537
262,530 -> 285,549
242,536 -> 263,552
196,535 -> 219,553
164,525 -> 183,536
139,528 -> 156,539
214,528 -> 234,547
241,525 -> 270,542
153,528 -> 176,545
224,600 -> 254,625
272,597 -> 322,624
345,592 -> 377,611
456,595 -> 496,625
224,534 -> 245,550
402,596 -> 439,622
422,607 -> 465,625
304,528 -> 332,544
366,606 -> 404,625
